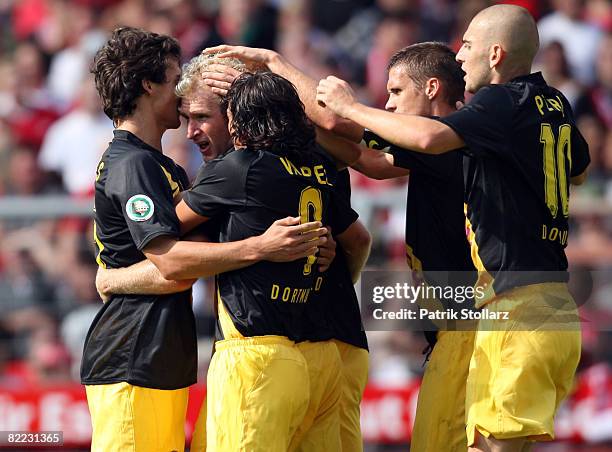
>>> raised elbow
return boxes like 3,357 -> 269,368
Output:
417,132 -> 443,154
319,114 -> 340,132
416,124 -> 451,154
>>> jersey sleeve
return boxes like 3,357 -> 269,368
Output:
437,85 -> 514,157
327,187 -> 359,236
183,154 -> 249,218
570,126 -> 590,177
363,129 -> 455,178
106,153 -> 181,250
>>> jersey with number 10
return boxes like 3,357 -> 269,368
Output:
439,72 -> 590,301
183,147 -> 357,341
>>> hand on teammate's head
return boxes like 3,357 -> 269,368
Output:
316,76 -> 357,119
202,63 -> 242,97
203,45 -> 274,71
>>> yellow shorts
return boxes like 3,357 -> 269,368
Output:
410,330 -> 475,452
466,282 -> 581,446
289,340 -> 342,452
206,335 -> 309,452
333,339 -> 369,452
85,382 -> 188,452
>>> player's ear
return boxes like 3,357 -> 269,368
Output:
142,79 -> 154,95
425,78 -> 440,101
489,43 -> 505,69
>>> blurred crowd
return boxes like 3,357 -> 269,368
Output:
0,0 -> 611,429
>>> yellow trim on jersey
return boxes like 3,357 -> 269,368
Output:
405,244 -> 423,271
464,204 -> 486,272
95,161 -> 104,182
217,286 -> 245,340
159,165 -> 181,197
464,204 -> 495,307
93,221 -> 106,269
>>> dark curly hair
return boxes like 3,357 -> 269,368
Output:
222,72 -> 316,164
91,27 -> 181,122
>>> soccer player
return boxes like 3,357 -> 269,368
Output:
96,52 -> 365,452
83,29 -> 326,452
202,45 -> 372,451
172,71 -> 363,451
298,168 -> 370,452
202,43 -> 470,451
316,5 -> 590,452
335,42 -> 477,452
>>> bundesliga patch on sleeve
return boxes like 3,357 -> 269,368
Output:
126,194 -> 155,221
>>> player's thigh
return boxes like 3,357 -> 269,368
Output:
411,330 -> 474,452
206,337 -> 310,452
469,433 -> 530,452
466,284 -> 580,446
86,382 -> 188,452
291,340 -> 343,452
334,340 -> 369,452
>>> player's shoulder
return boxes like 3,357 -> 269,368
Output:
312,144 -> 336,167
207,148 -> 258,171
194,148 -> 256,187
504,72 -> 552,103
104,140 -> 158,168
473,83 -> 514,105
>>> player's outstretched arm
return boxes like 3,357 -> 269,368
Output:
143,216 -> 328,280
352,146 -> 409,180
315,128 -> 362,168
316,76 -> 465,154
336,220 -> 371,283
203,45 -> 363,142
316,127 -> 408,179
95,261 -> 196,303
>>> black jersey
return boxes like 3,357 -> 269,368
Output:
363,129 -> 474,274
183,146 -> 358,341
81,130 -> 197,390
364,130 -> 476,346
439,73 -> 590,304
303,169 -> 368,350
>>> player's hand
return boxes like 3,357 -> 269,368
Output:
257,216 -> 327,262
317,227 -> 336,272
201,63 -> 242,97
95,267 -> 111,303
316,76 -> 357,118
203,45 -> 275,70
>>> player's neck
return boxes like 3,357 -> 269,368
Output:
491,65 -> 532,85
116,116 -> 164,152
431,101 -> 455,118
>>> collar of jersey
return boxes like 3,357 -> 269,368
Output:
113,129 -> 161,154
509,71 -> 545,86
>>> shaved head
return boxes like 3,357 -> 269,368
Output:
456,4 -> 539,92
472,4 -> 539,69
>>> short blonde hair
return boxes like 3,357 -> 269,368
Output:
175,53 -> 246,98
